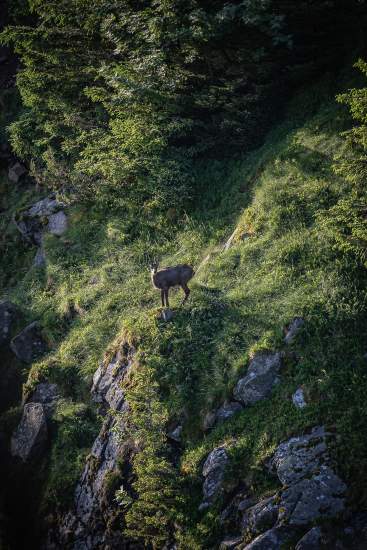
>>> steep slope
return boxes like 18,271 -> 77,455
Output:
1,68 -> 367,549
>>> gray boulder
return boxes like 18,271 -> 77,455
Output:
279,466 -> 345,526
8,162 -> 27,183
0,300 -> 21,346
200,446 -> 229,508
233,353 -> 282,406
295,527 -> 322,549
284,317 -> 304,344
292,387 -> 307,409
27,197 -> 64,218
11,403 -> 48,461
10,321 -> 48,363
47,211 -> 68,236
270,426 -> 346,526
269,425 -> 329,485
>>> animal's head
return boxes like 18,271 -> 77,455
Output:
149,260 -> 159,274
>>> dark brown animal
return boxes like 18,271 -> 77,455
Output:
150,262 -> 194,307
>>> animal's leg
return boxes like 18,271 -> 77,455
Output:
181,284 -> 190,304
165,289 -> 170,308
161,290 -> 165,307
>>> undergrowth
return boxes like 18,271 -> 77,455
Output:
1,68 -> 367,547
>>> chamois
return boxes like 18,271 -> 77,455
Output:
150,261 -> 194,308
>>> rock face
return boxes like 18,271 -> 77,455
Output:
218,426 -> 347,550
46,345 -> 135,549
0,300 -> 20,346
200,446 -> 229,509
27,382 -> 60,418
10,321 -> 48,363
269,426 -> 346,526
11,403 -> 48,462
233,353 -> 282,406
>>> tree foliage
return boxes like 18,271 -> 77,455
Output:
2,1 -> 367,215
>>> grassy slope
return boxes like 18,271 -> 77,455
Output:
1,68 -> 367,546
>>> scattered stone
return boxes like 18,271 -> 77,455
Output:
8,162 -> 27,183
292,387 -> 307,409
161,309 -> 174,322
284,317 -> 304,345
168,425 -> 182,443
200,446 -> 229,508
10,321 -> 48,363
0,300 -> 21,346
295,526 -> 322,549
11,403 -> 48,462
89,275 -> 100,285
27,382 -> 60,418
219,536 -> 243,549
47,211 -> 68,236
233,352 -> 282,406
243,526 -> 293,550
216,401 -> 243,423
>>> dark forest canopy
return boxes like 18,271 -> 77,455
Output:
2,0 -> 367,213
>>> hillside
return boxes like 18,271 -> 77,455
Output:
1,65 -> 367,549
1,2 -> 367,549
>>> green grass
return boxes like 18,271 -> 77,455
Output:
1,68 -> 367,546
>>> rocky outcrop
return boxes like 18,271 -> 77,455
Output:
10,321 -> 48,363
14,196 -> 67,252
218,426 -> 347,549
0,300 -> 21,347
200,446 -> 229,509
269,426 -> 346,526
11,403 -> 48,462
46,345 -> 136,549
27,382 -> 60,418
233,352 -> 282,406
